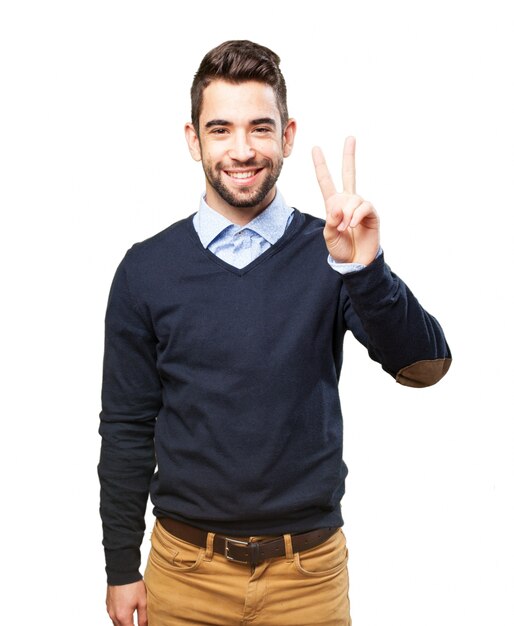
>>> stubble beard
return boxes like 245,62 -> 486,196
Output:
203,158 -> 284,209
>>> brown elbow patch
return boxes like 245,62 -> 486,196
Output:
396,358 -> 452,388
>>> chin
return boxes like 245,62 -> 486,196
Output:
214,178 -> 277,210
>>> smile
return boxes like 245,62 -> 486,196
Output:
225,169 -> 262,179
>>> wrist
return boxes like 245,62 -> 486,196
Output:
352,245 -> 381,266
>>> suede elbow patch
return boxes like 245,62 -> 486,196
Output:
396,358 -> 452,388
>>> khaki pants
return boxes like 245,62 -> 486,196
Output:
144,520 -> 351,626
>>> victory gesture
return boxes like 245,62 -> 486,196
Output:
313,137 -> 380,265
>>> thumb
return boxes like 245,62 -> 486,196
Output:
324,201 -> 343,239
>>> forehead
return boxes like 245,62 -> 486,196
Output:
200,80 -> 280,126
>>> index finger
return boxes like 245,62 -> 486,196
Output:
312,146 -> 337,203
342,136 -> 356,194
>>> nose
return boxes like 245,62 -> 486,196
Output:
227,130 -> 256,162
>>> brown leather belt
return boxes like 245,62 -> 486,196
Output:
158,517 -> 339,567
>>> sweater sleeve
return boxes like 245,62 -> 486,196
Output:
341,251 -> 451,387
98,252 -> 162,585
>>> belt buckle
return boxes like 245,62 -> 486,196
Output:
225,537 -> 250,564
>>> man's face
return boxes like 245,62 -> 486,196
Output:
185,80 -> 296,221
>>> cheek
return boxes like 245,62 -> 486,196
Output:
258,140 -> 284,162
200,148 -> 222,171
198,136 -> 223,160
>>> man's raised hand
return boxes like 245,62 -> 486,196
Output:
312,136 -> 380,265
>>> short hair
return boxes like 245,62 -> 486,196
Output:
190,40 -> 289,134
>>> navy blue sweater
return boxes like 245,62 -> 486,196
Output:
98,209 -> 451,584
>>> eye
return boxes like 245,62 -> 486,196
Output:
210,128 -> 229,135
254,127 -> 272,134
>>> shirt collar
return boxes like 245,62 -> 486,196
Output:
195,189 -> 293,249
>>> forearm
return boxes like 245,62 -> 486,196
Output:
342,251 -> 451,387
98,421 -> 156,585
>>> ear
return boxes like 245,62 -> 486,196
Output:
184,123 -> 202,161
282,118 -> 297,158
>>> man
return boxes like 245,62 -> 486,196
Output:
99,40 -> 451,626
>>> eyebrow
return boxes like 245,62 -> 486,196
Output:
204,117 -> 277,129
251,118 -> 276,127
204,119 -> 230,129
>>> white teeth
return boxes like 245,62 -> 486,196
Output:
227,171 -> 256,179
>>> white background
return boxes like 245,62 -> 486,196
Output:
1,1 -> 513,624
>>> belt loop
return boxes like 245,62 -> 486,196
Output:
205,532 -> 215,561
283,533 -> 294,562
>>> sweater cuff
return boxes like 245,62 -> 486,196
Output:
340,248 -> 391,298
105,547 -> 143,586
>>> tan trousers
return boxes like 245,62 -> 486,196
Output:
144,520 -> 351,626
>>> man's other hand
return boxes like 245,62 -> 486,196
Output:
106,580 -> 148,626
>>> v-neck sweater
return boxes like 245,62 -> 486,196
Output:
99,209 -> 451,584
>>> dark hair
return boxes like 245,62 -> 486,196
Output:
191,40 -> 289,134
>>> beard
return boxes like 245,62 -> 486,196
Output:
202,157 -> 284,209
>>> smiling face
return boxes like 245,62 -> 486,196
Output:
185,80 -> 296,224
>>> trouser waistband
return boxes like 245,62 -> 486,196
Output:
158,517 -> 339,567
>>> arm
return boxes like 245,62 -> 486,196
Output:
314,137 -> 451,386
340,252 -> 451,386
98,251 -> 162,613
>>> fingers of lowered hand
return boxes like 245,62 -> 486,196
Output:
137,602 -> 148,626
107,606 -> 134,626
312,146 -> 337,203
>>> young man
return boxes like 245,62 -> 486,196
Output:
99,40 -> 451,626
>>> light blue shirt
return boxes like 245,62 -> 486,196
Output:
192,189 -> 368,273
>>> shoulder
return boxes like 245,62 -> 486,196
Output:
131,214 -> 194,254
291,209 -> 327,253
119,214 -> 196,270
109,214 -> 198,294
286,208 -> 338,274
293,209 -> 326,235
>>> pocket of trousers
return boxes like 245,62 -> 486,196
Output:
293,528 -> 349,577
149,520 -> 206,573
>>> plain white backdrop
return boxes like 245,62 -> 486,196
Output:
1,1 -> 513,624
